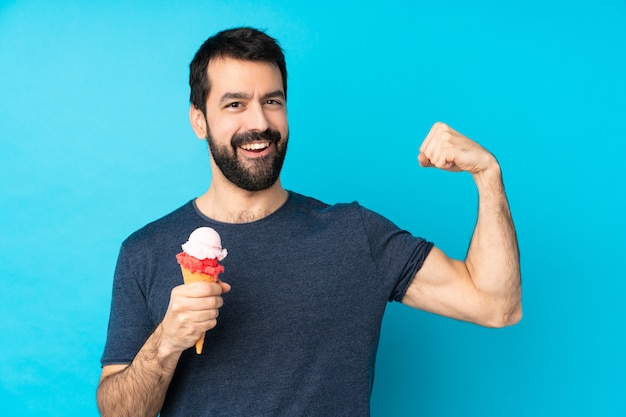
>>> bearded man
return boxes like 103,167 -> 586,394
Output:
97,27 -> 521,417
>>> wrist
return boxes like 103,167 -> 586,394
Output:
149,324 -> 183,372
471,155 -> 503,190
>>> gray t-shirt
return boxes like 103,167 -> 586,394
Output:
101,191 -> 433,416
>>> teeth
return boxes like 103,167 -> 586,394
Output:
240,141 -> 270,151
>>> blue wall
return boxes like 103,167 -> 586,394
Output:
1,1 -> 624,416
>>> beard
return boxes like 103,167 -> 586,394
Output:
206,127 -> 288,192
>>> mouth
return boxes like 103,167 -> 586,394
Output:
240,141 -> 270,151
232,128 -> 282,158
239,141 -> 272,155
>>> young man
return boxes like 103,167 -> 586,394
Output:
97,27 -> 521,417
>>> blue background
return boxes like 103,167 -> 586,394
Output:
1,0 -> 624,416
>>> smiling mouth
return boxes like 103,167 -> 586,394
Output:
240,141 -> 271,152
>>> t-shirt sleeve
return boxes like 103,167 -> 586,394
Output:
100,242 -> 155,366
358,206 -> 434,302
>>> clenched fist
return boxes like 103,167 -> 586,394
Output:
418,122 -> 497,175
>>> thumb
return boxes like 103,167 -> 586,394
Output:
218,280 -> 232,294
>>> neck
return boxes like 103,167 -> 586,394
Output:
196,178 -> 289,224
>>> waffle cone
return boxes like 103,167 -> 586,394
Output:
180,266 -> 218,354
180,267 -> 218,284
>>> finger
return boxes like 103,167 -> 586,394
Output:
419,122 -> 447,162
419,122 -> 438,153
189,307 -> 221,323
186,294 -> 225,312
179,281 -> 226,297
417,152 -> 433,167
170,287 -> 225,315
429,147 -> 462,172
424,139 -> 446,168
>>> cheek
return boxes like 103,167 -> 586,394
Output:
270,113 -> 289,136
207,116 -> 240,141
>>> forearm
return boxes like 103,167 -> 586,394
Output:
465,159 -> 521,325
97,325 -> 181,417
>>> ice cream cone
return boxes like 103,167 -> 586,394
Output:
180,266 -> 218,284
176,227 -> 227,355
180,266 -> 217,354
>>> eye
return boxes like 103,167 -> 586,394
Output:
225,102 -> 242,109
265,99 -> 283,106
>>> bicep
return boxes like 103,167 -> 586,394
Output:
402,246 -> 491,324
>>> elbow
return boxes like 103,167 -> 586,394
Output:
480,278 -> 523,328
491,308 -> 522,328
482,301 -> 522,328
508,302 -> 523,325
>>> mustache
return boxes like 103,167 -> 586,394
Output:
231,129 -> 282,148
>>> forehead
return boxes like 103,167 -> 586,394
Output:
206,57 -> 283,99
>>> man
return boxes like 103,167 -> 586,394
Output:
97,27 -> 521,417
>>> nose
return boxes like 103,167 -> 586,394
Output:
244,102 -> 270,132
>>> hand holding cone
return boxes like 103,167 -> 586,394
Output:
179,267 -> 218,354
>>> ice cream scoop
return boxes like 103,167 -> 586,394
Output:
181,227 -> 228,261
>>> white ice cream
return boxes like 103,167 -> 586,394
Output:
181,227 -> 228,261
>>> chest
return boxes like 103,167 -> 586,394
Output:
146,223 -> 389,344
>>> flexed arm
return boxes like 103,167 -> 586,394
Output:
404,123 -> 521,327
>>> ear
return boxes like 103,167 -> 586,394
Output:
189,105 -> 208,139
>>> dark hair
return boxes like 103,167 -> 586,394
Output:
189,27 -> 287,115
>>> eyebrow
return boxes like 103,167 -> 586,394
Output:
262,90 -> 285,101
219,90 -> 285,104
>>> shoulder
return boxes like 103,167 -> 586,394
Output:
284,192 -> 401,241
287,191 -> 364,218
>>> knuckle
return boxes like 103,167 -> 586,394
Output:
169,301 -> 184,314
